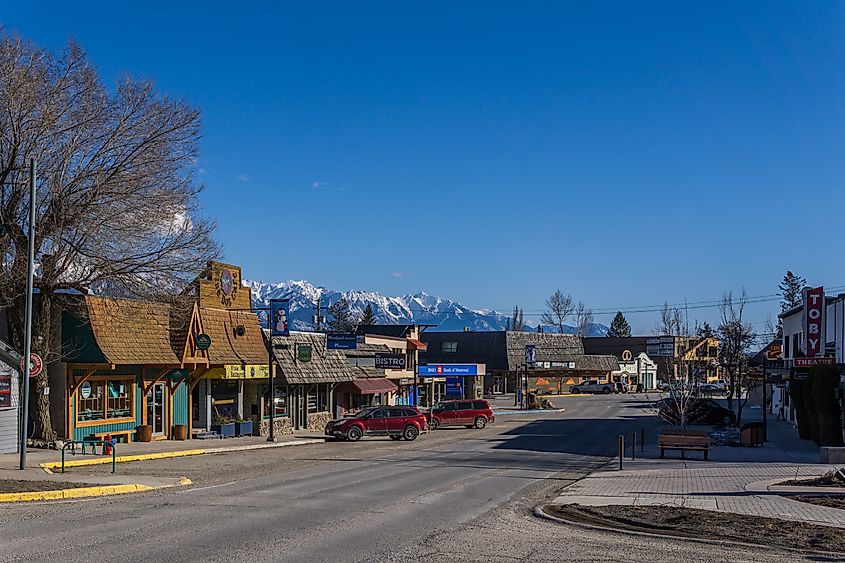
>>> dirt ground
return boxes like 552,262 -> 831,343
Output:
546,504 -> 845,554
0,479 -> 97,493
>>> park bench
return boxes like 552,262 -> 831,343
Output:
658,433 -> 711,460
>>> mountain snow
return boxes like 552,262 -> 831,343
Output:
245,279 -> 609,336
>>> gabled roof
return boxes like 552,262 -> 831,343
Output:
267,330 -> 355,385
85,295 -> 182,365
199,307 -> 266,365
343,342 -> 392,358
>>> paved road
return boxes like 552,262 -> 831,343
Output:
0,395 -> 819,562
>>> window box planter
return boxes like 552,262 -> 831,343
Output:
235,420 -> 253,437
211,422 -> 236,438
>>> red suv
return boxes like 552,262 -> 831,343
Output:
428,400 -> 495,430
325,406 -> 428,442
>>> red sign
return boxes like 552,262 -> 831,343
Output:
0,374 -> 11,408
803,286 -> 825,357
793,357 -> 835,368
20,353 -> 43,377
436,365 -> 443,375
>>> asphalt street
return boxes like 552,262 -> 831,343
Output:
0,394 -> 823,562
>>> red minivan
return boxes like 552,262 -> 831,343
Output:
428,399 -> 495,430
325,406 -> 428,442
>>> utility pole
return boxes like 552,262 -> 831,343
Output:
313,298 -> 328,331
19,159 -> 36,470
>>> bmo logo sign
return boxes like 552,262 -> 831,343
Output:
802,286 -> 825,357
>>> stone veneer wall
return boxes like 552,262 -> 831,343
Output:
259,416 -> 293,437
306,411 -> 332,431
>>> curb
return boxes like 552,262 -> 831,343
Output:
494,408 -> 566,416
0,478 -> 192,503
39,438 -> 326,472
533,505 -> 841,558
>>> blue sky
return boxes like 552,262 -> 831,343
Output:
3,2 -> 844,333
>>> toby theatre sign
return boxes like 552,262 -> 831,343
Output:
802,286 -> 825,357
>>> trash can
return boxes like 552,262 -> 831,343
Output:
740,421 -> 764,446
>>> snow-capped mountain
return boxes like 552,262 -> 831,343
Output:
245,279 -> 609,336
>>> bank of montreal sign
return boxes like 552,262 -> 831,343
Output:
417,364 -> 480,376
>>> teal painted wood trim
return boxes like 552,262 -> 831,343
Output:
72,420 -> 138,441
69,366 -> 143,442
172,382 -> 189,426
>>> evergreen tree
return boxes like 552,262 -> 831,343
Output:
606,311 -> 632,337
327,297 -> 359,332
696,321 -> 715,339
511,305 -> 525,331
779,271 -> 806,312
360,303 -> 376,325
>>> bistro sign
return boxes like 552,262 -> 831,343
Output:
375,353 -> 406,370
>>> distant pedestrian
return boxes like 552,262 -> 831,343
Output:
776,402 -> 785,421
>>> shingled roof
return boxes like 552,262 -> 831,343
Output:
85,295 -> 182,365
267,331 -> 356,385
200,307 -> 267,365
505,332 -> 584,370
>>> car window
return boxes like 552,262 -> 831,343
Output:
432,402 -> 445,412
402,408 -> 418,417
458,402 -> 473,410
473,401 -> 488,410
387,407 -> 405,418
444,402 -> 458,412
353,407 -> 376,419
371,409 -> 386,419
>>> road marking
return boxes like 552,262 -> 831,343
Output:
177,480 -> 238,494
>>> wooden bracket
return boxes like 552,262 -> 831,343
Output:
70,367 -> 100,396
143,368 -> 172,396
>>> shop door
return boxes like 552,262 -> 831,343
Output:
147,383 -> 166,436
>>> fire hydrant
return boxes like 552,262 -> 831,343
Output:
103,434 -> 112,455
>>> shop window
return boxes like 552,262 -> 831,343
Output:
77,379 -> 133,423
307,386 -> 328,413
263,385 -> 287,418
441,341 -> 458,353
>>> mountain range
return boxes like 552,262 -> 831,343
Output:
245,279 -> 609,336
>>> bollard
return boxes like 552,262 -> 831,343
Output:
631,432 -> 637,461
618,434 -> 624,470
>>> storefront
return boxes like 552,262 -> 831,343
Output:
61,296 -> 189,442
417,364 -> 486,403
0,339 -> 20,454
267,331 -> 355,434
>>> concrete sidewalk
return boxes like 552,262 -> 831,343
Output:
550,418 -> 845,528
0,431 -> 326,472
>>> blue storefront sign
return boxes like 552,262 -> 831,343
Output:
445,376 -> 464,398
417,364 -> 479,376
327,333 -> 357,350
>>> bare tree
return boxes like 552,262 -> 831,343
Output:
717,290 -> 758,425
660,302 -> 684,336
541,290 -> 574,334
574,301 -> 593,337
0,34 -> 218,440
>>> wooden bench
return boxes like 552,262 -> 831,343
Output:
92,430 -> 135,444
658,433 -> 710,460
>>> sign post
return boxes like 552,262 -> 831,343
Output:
267,299 -> 290,443
19,159 -> 36,470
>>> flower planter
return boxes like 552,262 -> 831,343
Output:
171,424 -> 188,441
235,420 -> 253,437
211,422 -> 236,438
136,424 -> 153,443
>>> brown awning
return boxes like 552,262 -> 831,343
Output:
406,338 -> 428,351
337,377 -> 398,395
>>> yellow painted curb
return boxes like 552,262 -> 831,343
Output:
39,449 -> 207,471
0,483 -> 153,503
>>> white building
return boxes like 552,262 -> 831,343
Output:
612,351 -> 658,390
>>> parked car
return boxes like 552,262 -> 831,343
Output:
570,380 -> 616,394
697,383 -> 722,394
657,397 -> 736,426
428,400 -> 495,430
324,406 -> 428,442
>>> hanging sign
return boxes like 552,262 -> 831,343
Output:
80,381 -> 92,399
802,286 -> 825,357
525,344 -> 536,365
196,333 -> 212,350
793,357 -> 835,368
270,299 -> 291,337
327,333 -> 357,350
297,345 -> 312,363
21,353 -> 43,377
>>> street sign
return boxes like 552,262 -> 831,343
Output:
21,353 -> 42,377
327,333 -> 357,350
297,345 -> 312,363
793,357 -> 835,368
196,333 -> 212,350
375,353 -> 406,370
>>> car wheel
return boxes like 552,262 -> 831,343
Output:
570,387 -> 580,394
474,416 -> 487,429
722,415 -> 733,426
403,425 -> 419,441
346,426 -> 363,442
603,387 -> 612,394
429,418 -> 439,431
389,435 -> 402,441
